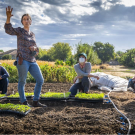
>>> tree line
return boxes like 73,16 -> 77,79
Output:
35,41 -> 115,65
2,41 -> 134,67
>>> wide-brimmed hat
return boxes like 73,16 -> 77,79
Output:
78,53 -> 87,59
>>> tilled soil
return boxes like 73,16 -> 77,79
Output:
0,83 -> 135,134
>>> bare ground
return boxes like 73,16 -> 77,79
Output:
0,83 -> 135,134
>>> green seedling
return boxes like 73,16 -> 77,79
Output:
0,103 -> 30,113
41,92 -> 71,98
75,93 -> 104,99
7,93 -> 34,98
0,94 -> 6,98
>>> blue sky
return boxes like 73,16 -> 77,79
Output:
0,0 -> 135,53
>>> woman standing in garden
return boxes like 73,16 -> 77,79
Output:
69,53 -> 100,96
4,6 -> 46,107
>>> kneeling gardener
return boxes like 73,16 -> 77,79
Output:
69,53 -> 99,96
0,62 -> 9,94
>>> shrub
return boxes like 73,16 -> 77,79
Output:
65,57 -> 77,66
55,60 -> 65,66
1,63 -> 77,83
2,54 -> 12,60
99,65 -> 106,69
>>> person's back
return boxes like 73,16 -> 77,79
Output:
0,65 -> 9,94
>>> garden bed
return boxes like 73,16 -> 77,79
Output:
0,83 -> 135,134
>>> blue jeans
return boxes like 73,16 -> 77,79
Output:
16,58 -> 44,103
69,76 -> 91,95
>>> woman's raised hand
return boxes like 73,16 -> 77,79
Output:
6,6 -> 13,18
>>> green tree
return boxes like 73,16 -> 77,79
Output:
0,50 -> 4,52
48,42 -> 72,61
93,42 -> 115,63
116,51 -> 124,57
2,54 -> 12,60
36,48 -> 49,60
74,41 -> 101,65
114,51 -> 124,61
118,49 -> 135,67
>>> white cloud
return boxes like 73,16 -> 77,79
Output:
38,45 -> 52,50
94,25 -> 104,30
62,39 -> 77,40
68,0 -> 98,16
118,0 -> 135,7
63,34 -> 90,38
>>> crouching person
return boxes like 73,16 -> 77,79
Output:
0,62 -> 9,94
69,53 -> 99,96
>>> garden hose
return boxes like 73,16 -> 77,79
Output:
106,90 -> 131,135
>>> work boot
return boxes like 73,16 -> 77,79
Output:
22,101 -> 32,107
33,101 -> 47,107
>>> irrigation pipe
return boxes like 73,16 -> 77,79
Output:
107,90 -> 131,135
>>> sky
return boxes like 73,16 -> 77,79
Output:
0,0 -> 135,54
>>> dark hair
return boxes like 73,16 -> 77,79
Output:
21,14 -> 32,24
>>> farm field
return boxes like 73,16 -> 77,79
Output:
0,83 -> 135,134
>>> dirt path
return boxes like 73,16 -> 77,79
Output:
103,65 -> 135,78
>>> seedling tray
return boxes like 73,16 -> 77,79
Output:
6,96 -> 33,101
68,97 -> 103,103
40,97 -> 69,101
0,96 -> 7,100
0,109 -> 31,116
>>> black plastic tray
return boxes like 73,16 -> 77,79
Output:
0,96 -> 7,100
6,96 -> 33,101
0,109 -> 31,116
68,97 -> 103,103
40,97 -> 69,101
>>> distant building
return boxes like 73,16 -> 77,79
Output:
107,60 -> 119,65
0,49 -> 17,59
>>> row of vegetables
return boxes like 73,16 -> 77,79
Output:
0,92 -> 104,99
0,92 -> 104,114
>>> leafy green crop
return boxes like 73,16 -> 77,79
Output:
75,92 -> 104,99
0,103 -> 30,113
0,94 -> 6,98
41,92 -> 71,98
7,93 -> 34,98
2,63 -> 77,83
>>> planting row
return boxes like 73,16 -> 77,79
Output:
0,92 -> 104,100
